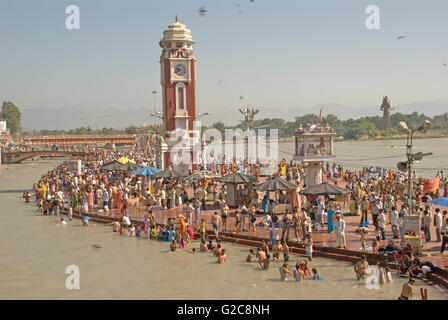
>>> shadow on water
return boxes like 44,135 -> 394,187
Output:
0,189 -> 26,194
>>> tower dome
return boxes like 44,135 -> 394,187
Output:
159,16 -> 195,49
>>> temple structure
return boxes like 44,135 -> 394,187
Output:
293,123 -> 336,186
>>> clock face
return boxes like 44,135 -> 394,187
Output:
174,63 -> 186,76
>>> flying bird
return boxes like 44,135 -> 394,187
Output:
239,96 -> 244,100
218,80 -> 223,84
397,36 -> 406,40
198,6 -> 207,17
443,63 -> 447,67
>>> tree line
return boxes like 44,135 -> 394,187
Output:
3,101 -> 448,140
201,112 -> 448,140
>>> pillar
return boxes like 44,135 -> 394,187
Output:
306,161 -> 322,186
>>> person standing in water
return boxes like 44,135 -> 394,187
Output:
354,255 -> 369,280
279,263 -> 292,281
211,212 -> 222,240
218,249 -> 227,264
398,278 -> 415,300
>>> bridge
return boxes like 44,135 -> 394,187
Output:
14,135 -> 137,146
1,151 -> 87,164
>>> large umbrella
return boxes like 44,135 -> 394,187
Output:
153,167 -> 183,179
254,176 -> 298,191
185,170 -> 221,180
101,160 -> 124,171
299,181 -> 351,196
117,157 -> 136,164
101,160 -> 139,171
130,166 -> 162,176
121,162 -> 140,171
219,171 -> 258,184
430,197 -> 448,207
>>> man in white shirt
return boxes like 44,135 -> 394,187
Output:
377,209 -> 386,240
102,189 -> 109,209
334,214 -> 346,249
122,215 -> 131,226
371,200 -> 380,227
423,211 -> 432,242
390,206 -> 399,239
435,208 -> 443,243
316,199 -> 325,226
397,214 -> 404,244
399,204 -> 408,217
161,188 -> 166,209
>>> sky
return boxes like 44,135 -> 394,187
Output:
1,0 -> 447,128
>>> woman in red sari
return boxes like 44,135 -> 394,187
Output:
88,190 -> 94,212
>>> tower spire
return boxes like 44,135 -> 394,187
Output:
175,15 -> 178,22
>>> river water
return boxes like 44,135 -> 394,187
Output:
0,158 -> 446,299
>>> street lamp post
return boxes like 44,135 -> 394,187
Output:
398,120 -> 431,214
152,91 -> 157,125
194,112 -> 210,170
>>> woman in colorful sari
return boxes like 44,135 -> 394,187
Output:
117,188 -> 123,213
327,208 -> 336,233
72,191 -> 79,210
88,190 -> 94,212
262,194 -> 269,214
178,215 -> 187,236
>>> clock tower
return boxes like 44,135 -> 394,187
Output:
159,16 -> 197,172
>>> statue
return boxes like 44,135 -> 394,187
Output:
239,106 -> 259,130
380,96 -> 394,130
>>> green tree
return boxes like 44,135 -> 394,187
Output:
2,101 -> 22,135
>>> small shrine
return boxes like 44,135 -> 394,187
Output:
293,122 -> 336,186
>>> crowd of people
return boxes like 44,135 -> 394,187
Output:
27,147 -> 448,299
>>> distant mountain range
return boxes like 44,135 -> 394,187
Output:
21,100 -> 448,131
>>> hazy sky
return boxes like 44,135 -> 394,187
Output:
1,0 -> 447,119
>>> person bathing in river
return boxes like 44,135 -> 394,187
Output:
305,234 -> 313,261
293,264 -> 305,282
214,243 -> 223,257
354,255 -> 369,280
296,260 -> 312,278
23,190 -> 30,203
218,249 -> 227,264
256,248 -> 267,268
261,253 -> 270,270
170,240 -> 177,252
281,240 -> 290,262
246,249 -> 255,262
272,241 -> 283,262
200,239 -> 208,252
207,240 -> 215,251
279,263 -> 292,281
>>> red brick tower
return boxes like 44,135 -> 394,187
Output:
159,16 -> 197,172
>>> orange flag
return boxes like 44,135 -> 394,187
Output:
423,175 -> 440,193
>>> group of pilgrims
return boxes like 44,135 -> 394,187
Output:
26,147 -> 448,297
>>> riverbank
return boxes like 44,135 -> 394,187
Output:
11,160 -> 448,299
276,130 -> 448,143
